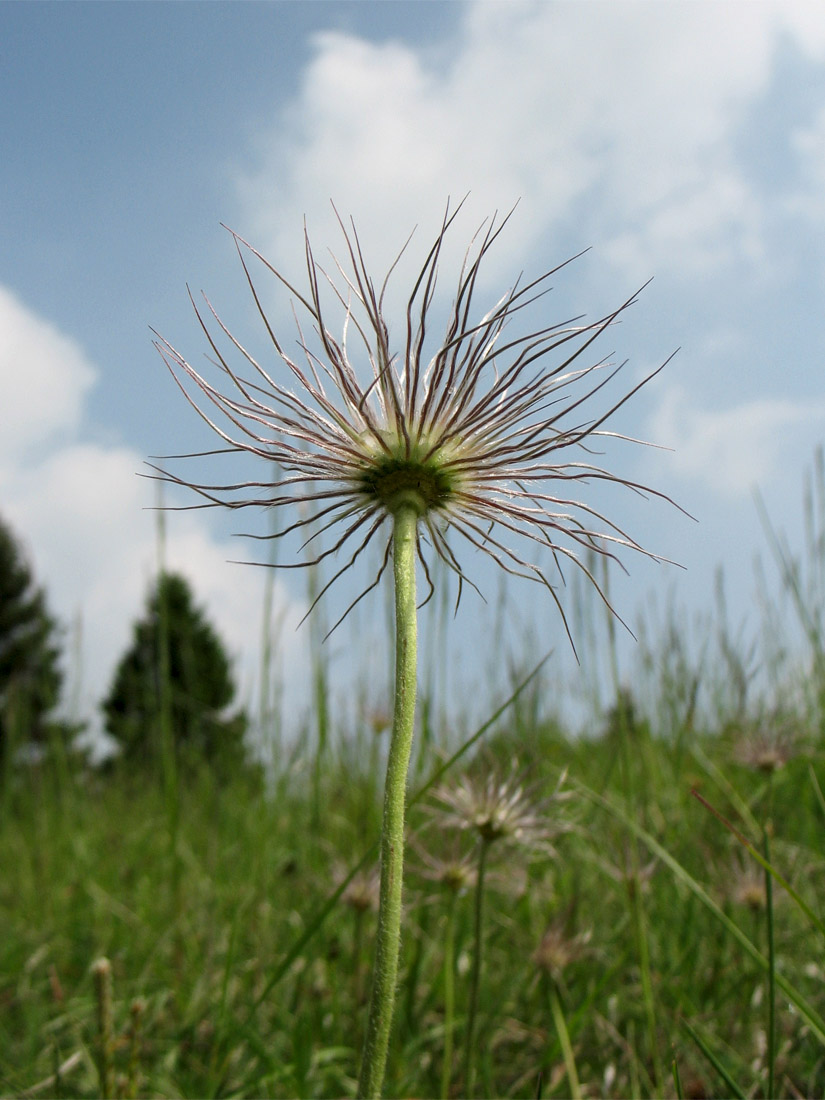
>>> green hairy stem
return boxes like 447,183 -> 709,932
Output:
358,502 -> 419,1098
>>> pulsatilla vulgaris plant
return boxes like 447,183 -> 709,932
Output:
152,201 -> 676,1098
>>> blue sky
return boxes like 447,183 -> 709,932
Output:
2,1 -> 825,742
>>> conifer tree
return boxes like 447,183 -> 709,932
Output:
102,572 -> 247,772
0,515 -> 63,775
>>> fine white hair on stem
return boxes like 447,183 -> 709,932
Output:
149,199 -> 684,652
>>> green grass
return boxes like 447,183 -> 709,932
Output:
4,678 -> 825,1098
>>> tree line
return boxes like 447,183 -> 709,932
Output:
0,512 -> 248,779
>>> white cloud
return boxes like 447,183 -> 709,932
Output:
0,286 -> 96,460
787,103 -> 825,222
0,287 -> 306,744
602,170 -> 766,282
649,383 -> 825,496
238,0 -> 825,288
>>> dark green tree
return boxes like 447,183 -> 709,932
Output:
102,571 -> 247,772
0,515 -> 64,777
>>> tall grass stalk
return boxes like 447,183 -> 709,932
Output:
671,1055 -> 684,1099
440,892 -> 458,1100
546,976 -> 582,1100
126,998 -> 145,1100
91,957 -> 114,1100
764,823 -> 776,1100
680,1018 -> 748,1100
756,449 -> 825,728
258,517 -> 284,768
463,835 -> 490,1098
809,761 -> 825,823
304,515 -> 331,830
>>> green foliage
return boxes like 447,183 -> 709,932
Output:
3,708 -> 825,1099
102,571 -> 247,773
0,513 -> 64,776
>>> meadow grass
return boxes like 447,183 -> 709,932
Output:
4,609 -> 825,1100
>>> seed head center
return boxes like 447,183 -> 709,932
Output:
362,453 -> 456,517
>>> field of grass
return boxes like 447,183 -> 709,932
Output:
4,644 -> 825,1099
5,480 -> 825,1099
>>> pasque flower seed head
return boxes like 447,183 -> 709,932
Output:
151,200 -> 678,643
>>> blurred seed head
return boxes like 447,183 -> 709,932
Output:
336,863 -> 381,914
532,916 -> 591,979
725,852 -> 768,913
733,868 -> 767,913
363,706 -> 392,737
428,762 -> 570,855
733,716 -> 805,774
593,842 -> 659,899
412,837 -> 478,895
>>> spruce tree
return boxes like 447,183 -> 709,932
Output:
0,515 -> 63,774
102,571 -> 247,772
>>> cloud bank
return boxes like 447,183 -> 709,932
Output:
0,286 -> 305,744
239,1 -> 825,281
